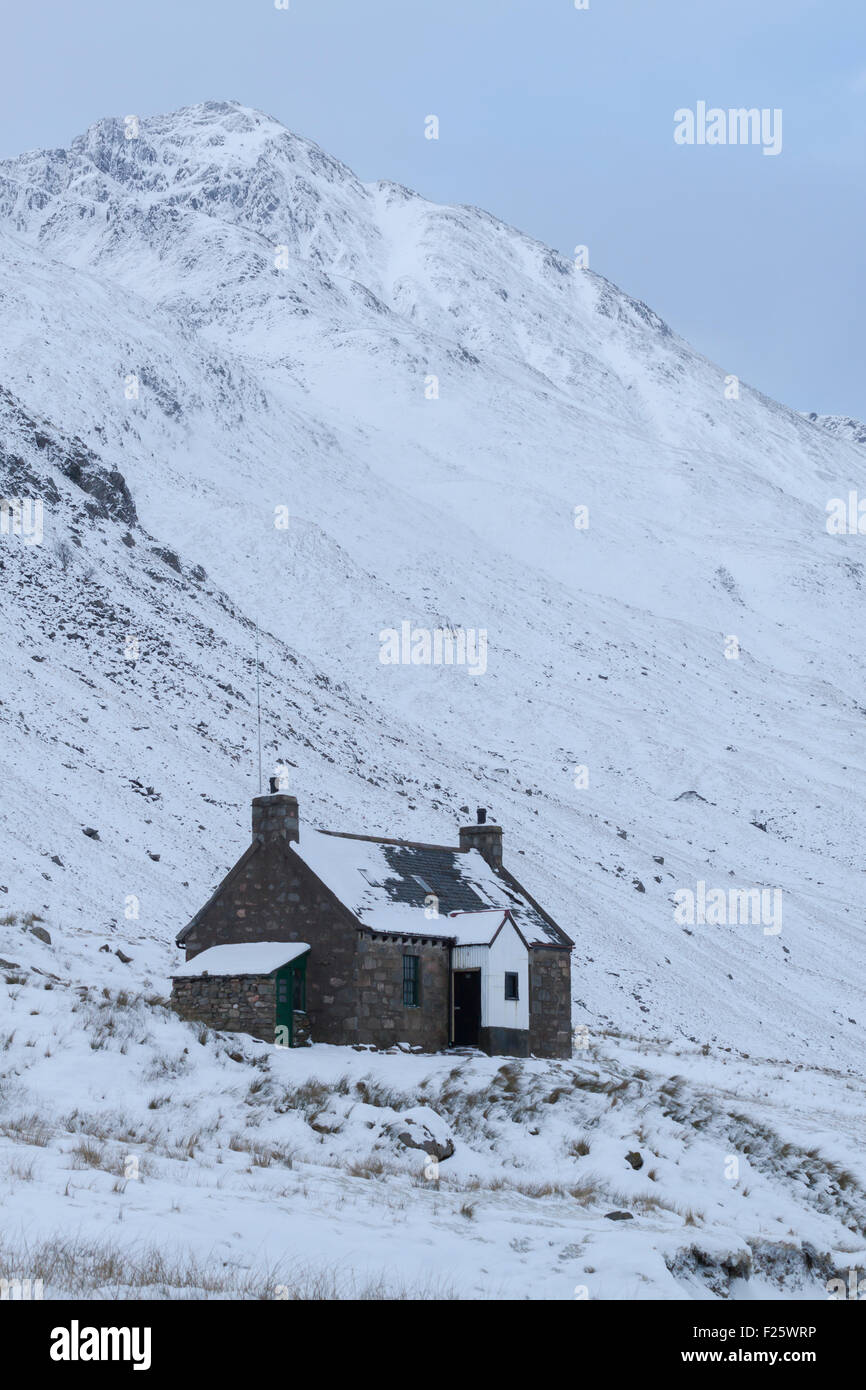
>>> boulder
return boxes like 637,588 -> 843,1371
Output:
308,1109 -> 343,1135
388,1106 -> 454,1161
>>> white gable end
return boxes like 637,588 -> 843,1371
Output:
452,916 -> 529,1032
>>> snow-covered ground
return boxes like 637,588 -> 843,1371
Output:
0,100 -> 864,1298
2,913 -> 864,1300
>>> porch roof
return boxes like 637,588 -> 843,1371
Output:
172,941 -> 310,979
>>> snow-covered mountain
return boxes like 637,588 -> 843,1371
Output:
2,99 -> 865,1078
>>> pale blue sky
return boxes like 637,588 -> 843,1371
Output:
3,0 -> 863,416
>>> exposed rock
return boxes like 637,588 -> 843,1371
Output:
151,545 -> 182,573
388,1106 -> 454,1161
308,1109 -> 343,1134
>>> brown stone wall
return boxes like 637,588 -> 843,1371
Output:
171,972 -> 277,1043
527,948 -> 573,1058
353,934 -> 450,1050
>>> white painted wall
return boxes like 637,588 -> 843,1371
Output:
452,944 -> 488,973
452,919 -> 529,1032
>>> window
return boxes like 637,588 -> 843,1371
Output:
402,955 -> 420,1007
504,972 -> 519,1001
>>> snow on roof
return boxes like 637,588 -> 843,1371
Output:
447,910 -> 510,946
172,941 -> 309,978
290,830 -> 570,946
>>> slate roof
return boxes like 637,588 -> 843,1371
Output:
177,821 -> 573,951
379,842 -> 502,914
291,830 -> 573,948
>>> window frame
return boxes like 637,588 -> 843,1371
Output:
402,954 -> 420,1007
504,971 -> 519,1001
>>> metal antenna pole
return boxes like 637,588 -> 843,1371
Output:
255,622 -> 263,795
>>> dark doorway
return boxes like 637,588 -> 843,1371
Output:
452,970 -> 481,1046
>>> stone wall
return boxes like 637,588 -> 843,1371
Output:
292,1010 -> 311,1047
171,972 -> 277,1043
527,948 -> 573,1058
353,933 -> 450,1050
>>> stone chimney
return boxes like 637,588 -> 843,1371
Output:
252,785 -> 299,846
459,806 -> 503,870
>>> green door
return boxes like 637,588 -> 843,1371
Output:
275,965 -> 294,1047
274,955 -> 308,1048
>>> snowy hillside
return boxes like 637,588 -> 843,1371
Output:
1,101 -> 864,1071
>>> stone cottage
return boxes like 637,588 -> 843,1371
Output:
172,789 -> 573,1057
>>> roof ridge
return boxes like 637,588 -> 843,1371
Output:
447,907 -> 506,916
314,828 -> 462,852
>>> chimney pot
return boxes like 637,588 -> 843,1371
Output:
477,806 -> 487,824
